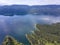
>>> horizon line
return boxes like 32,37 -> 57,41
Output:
0,4 -> 60,6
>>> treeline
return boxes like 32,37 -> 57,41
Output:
0,5 -> 60,16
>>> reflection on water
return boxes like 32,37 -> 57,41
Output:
0,15 -> 60,44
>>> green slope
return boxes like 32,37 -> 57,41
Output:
26,23 -> 60,45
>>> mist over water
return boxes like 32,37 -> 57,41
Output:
0,15 -> 60,44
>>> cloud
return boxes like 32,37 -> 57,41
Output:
32,15 -> 60,24
0,0 -> 60,5
40,16 -> 60,23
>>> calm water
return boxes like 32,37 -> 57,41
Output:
0,14 -> 60,45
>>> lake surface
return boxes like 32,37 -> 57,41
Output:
0,14 -> 60,45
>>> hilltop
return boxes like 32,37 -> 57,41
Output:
2,36 -> 24,45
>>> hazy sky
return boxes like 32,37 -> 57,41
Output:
0,0 -> 60,5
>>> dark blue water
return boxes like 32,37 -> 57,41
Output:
0,15 -> 60,45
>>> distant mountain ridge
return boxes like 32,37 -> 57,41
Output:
0,5 -> 60,16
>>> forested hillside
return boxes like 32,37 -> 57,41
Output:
2,23 -> 60,45
26,23 -> 60,45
